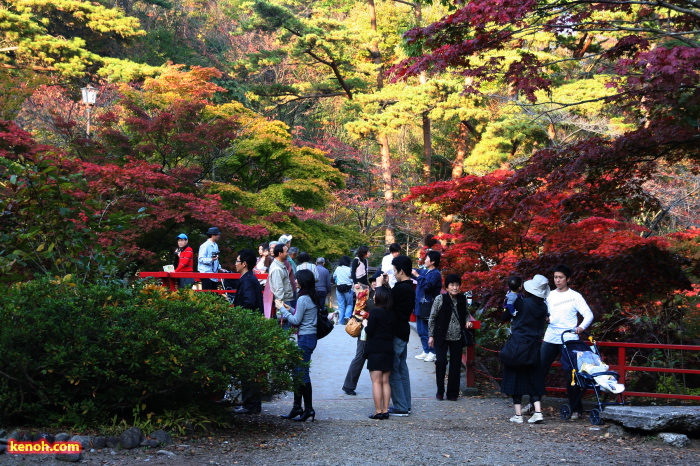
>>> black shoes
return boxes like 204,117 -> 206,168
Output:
232,406 -> 261,415
292,409 -> 315,422
368,412 -> 389,420
280,405 -> 304,419
343,388 -> 357,396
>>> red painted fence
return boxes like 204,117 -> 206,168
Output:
139,271 -> 267,294
471,337 -> 700,401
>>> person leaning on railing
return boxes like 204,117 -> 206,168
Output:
197,226 -> 228,291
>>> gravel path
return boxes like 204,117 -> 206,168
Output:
4,325 -> 698,465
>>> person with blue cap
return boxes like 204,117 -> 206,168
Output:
198,227 -> 228,291
174,233 -> 194,289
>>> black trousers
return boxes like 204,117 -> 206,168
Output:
540,341 -> 583,412
342,338 -> 367,391
241,381 -> 262,412
201,278 -> 219,291
434,339 -> 463,399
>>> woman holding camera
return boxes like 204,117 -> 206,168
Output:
363,285 -> 395,419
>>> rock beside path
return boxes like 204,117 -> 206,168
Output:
119,427 -> 144,450
658,432 -> 690,448
601,406 -> 700,433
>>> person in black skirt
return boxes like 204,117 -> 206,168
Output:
500,274 -> 550,424
363,285 -> 395,419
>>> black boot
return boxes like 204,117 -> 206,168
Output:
280,392 -> 303,419
293,382 -> 315,422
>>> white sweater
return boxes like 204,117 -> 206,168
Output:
543,288 -> 593,344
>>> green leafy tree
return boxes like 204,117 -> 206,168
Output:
0,0 -> 160,80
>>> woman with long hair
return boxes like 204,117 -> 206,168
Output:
254,242 -> 269,274
363,285 -> 395,419
351,245 -> 370,285
279,269 -> 318,422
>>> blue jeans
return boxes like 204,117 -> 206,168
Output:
389,337 -> 411,411
336,289 -> 354,324
416,317 -> 433,354
295,334 -> 318,384
281,300 -> 294,331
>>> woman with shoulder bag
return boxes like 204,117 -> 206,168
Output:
428,274 -> 473,401
351,246 -> 370,286
500,274 -> 550,424
278,270 -> 319,422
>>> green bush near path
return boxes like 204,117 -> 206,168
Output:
0,278 -> 301,427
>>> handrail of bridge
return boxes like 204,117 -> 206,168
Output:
543,340 -> 700,401
138,271 -> 268,294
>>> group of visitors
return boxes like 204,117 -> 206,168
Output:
500,265 -> 594,424
340,243 -> 474,419
172,228 -> 332,421
172,229 -> 595,425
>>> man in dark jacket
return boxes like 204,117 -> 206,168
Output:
233,249 -> 264,314
232,248 -> 264,414
387,255 -> 415,417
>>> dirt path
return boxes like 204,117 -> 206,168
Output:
4,326 -> 698,465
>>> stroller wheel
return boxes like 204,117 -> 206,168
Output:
589,408 -> 602,425
560,404 -> 571,420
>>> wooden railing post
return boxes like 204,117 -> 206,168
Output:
465,343 -> 476,388
617,346 -> 626,385
463,320 -> 481,395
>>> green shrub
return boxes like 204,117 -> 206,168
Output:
0,278 -> 301,426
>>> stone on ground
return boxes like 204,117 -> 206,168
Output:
600,406 -> 700,433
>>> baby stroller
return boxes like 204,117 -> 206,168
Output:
559,330 -> 625,425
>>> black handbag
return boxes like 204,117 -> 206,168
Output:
451,306 -> 474,346
461,328 -> 474,347
316,305 -> 334,339
419,301 -> 433,319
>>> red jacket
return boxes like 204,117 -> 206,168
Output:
175,246 -> 194,272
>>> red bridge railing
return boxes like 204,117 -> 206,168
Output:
543,340 -> 700,401
138,271 -> 268,295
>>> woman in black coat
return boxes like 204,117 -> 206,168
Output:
428,274 -> 473,400
363,286 -> 395,419
500,274 -> 550,424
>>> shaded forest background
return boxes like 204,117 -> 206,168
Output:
2,0 -> 700,354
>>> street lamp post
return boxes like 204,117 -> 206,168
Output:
80,84 -> 99,137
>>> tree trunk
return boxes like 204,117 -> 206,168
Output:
379,132 -> 396,243
440,121 -> 473,234
368,0 -> 383,88
368,0 -> 395,244
420,71 -> 432,183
